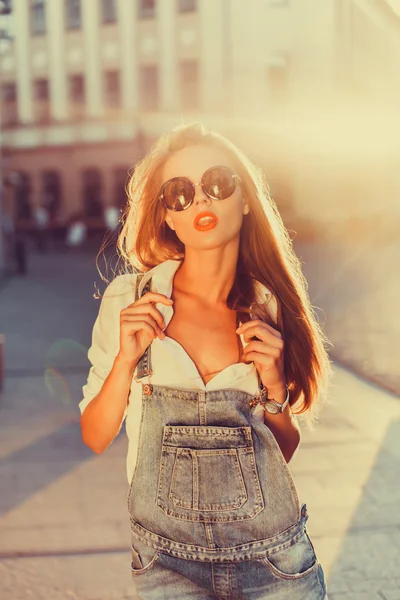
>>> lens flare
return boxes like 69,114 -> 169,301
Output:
45,339 -> 88,369
44,367 -> 71,406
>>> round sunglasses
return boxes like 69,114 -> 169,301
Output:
159,166 -> 242,212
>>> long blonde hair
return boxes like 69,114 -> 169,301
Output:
99,122 -> 332,420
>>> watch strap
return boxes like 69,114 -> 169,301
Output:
248,384 -> 290,413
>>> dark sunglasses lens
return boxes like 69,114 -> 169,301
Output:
163,179 -> 193,210
203,168 -> 236,199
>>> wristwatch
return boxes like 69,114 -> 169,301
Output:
249,385 -> 290,414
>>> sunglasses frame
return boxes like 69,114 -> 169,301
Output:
159,165 -> 242,212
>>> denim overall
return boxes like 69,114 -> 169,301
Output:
127,275 -> 328,599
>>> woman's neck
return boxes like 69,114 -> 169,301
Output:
173,245 -> 239,307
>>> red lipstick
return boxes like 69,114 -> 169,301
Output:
194,211 -> 219,231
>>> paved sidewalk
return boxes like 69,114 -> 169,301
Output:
0,250 -> 399,600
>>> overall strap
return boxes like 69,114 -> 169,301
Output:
134,273 -> 153,381
134,272 -> 263,393
257,371 -> 264,393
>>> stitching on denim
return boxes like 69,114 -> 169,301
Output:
232,448 -> 248,507
130,551 -> 161,575
231,561 -> 239,598
147,384 -> 257,401
156,446 -> 168,510
162,425 -> 253,440
157,445 -> 264,519
129,516 -> 306,558
162,446 -> 251,454
167,448 -> 248,511
255,417 -> 300,520
204,522 -> 216,549
126,387 -> 147,512
261,555 -> 320,581
192,451 -> 199,510
198,391 -> 207,425
246,444 -> 265,508
156,502 -> 265,523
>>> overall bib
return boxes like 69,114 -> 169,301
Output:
127,275 -> 328,600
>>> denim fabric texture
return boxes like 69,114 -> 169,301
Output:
127,275 -> 328,599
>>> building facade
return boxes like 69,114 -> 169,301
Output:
0,0 -> 399,238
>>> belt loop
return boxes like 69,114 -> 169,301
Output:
301,503 -> 309,524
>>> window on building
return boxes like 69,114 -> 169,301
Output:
139,65 -> 159,110
31,0 -> 46,35
33,78 -> 50,122
102,0 -> 117,23
104,70 -> 120,108
138,0 -> 155,19
0,1 -> 12,15
69,74 -> 85,118
34,78 -> 49,101
69,74 -> 85,103
14,172 -> 32,221
1,81 -> 17,125
82,169 -> 103,218
180,60 -> 199,110
178,0 -> 197,13
42,171 -> 62,220
1,81 -> 16,102
66,0 -> 81,30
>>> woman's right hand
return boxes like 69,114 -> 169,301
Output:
117,292 -> 173,367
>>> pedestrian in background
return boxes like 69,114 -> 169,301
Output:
33,204 -> 49,252
2,211 -> 15,272
66,212 -> 87,249
80,122 -> 331,599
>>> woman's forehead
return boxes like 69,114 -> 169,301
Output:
162,144 -> 235,181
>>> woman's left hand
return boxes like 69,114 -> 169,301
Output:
236,319 -> 286,392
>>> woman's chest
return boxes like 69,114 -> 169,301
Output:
164,302 -> 243,385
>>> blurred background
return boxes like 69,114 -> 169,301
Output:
0,1 -> 399,599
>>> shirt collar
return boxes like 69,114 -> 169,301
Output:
139,259 -> 277,324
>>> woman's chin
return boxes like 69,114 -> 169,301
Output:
179,231 -> 242,251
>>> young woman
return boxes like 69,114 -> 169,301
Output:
80,122 -> 331,599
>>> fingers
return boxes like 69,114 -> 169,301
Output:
237,319 -> 282,338
122,304 -> 165,330
120,314 -> 164,340
132,292 -> 173,307
237,322 -> 284,349
241,350 -> 278,368
122,295 -> 172,331
241,340 -> 282,360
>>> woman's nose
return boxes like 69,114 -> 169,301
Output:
194,185 -> 211,206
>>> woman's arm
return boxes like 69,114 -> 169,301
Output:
80,353 -> 137,454
262,383 -> 301,463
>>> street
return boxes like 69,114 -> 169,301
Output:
0,247 -> 399,600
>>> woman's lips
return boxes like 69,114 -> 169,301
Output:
194,211 -> 219,231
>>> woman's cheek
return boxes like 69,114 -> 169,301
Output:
171,216 -> 193,243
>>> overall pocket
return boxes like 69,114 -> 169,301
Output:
260,530 -> 320,581
156,425 -> 264,522
130,535 -> 160,576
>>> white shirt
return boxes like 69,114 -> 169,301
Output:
79,259 -> 279,484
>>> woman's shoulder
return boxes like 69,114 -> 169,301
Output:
101,272 -> 139,307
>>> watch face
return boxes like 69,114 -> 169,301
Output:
264,400 -> 281,415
